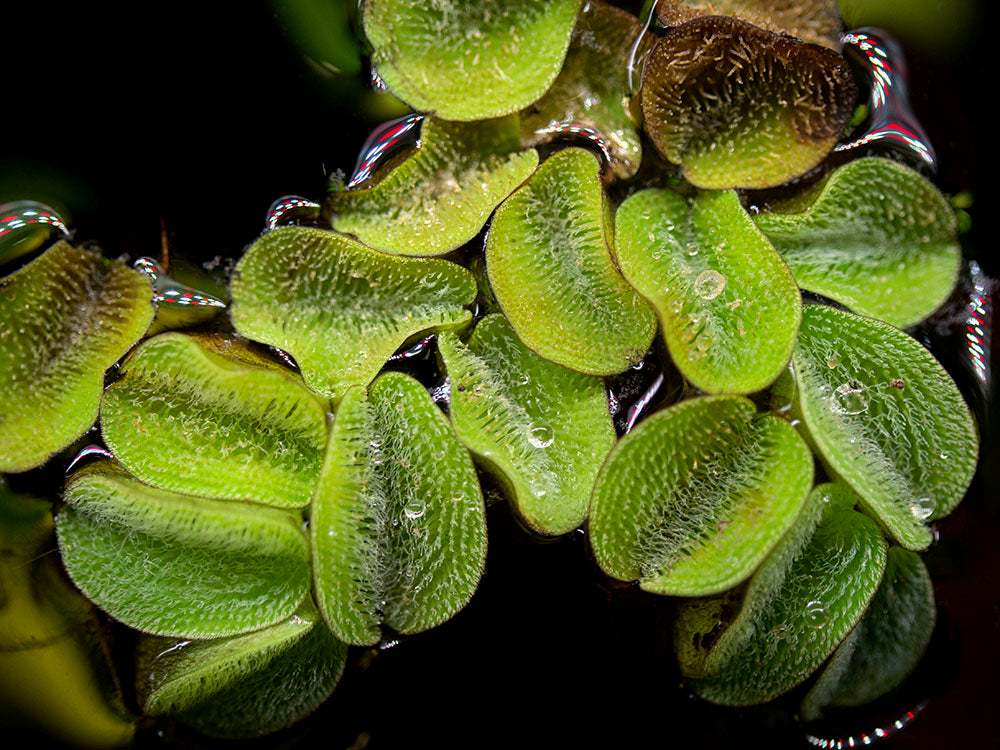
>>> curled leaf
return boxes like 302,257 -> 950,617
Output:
792,305 -> 978,550
520,0 -> 650,179
101,333 -> 328,509
755,157 -> 961,328
589,395 -> 813,596
137,604 -> 347,738
57,461 -> 312,639
438,314 -> 615,535
312,372 -> 487,645
326,116 -> 538,256
363,0 -> 583,121
801,546 -> 935,720
675,483 -> 888,705
615,188 -> 801,394
0,241 -> 154,472
640,16 -> 856,188
486,147 -> 657,375
230,226 -> 476,399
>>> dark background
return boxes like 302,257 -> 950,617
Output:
2,2 -> 996,748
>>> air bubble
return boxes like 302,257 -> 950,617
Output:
527,423 -> 555,449
805,600 -> 827,629
403,499 -> 426,520
693,269 -> 726,300
831,381 -> 869,415
910,497 -> 935,520
773,624 -> 789,640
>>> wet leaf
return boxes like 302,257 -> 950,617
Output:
312,372 -> 486,645
793,305 -> 978,550
640,16 -> 855,188
101,333 -> 328,509
486,147 -> 657,375
800,546 -> 935,721
615,188 -> 801,393
520,0 -> 650,179
438,314 -> 615,535
326,116 -> 538,256
589,395 -> 813,596
656,0 -> 843,49
755,157 -> 961,328
0,241 -> 154,472
230,226 -> 476,399
363,0 -> 583,121
675,483 -> 888,705
57,461 -> 311,639
137,604 -> 347,739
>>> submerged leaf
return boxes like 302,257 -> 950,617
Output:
57,461 -> 311,638
615,188 -> 801,394
438,314 -> 615,535
755,157 -> 961,328
230,226 -> 475,399
656,0 -> 843,49
312,372 -> 486,645
326,116 -> 538,256
800,546 -> 935,720
520,0 -> 650,179
793,305 -> 978,550
486,147 -> 657,375
363,0 -> 583,121
0,241 -> 154,472
101,333 -> 328,509
138,604 -> 347,738
641,16 -> 855,188
675,483 -> 887,705
589,395 -> 812,596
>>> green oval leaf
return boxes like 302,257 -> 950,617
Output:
520,0 -> 650,179
615,188 -> 801,394
675,483 -> 888,705
312,372 -> 487,645
363,0 -> 583,121
486,147 -> 657,375
589,395 -> 813,596
101,333 -> 328,509
57,461 -> 311,638
640,16 -> 855,188
0,241 -> 154,472
755,157 -> 961,328
793,305 -> 979,550
137,604 -> 347,738
800,546 -> 935,721
438,314 -> 615,535
230,226 -> 476,399
326,116 -> 539,256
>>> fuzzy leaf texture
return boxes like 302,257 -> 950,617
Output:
486,147 -> 656,375
57,461 -> 312,638
675,483 -> 888,705
0,241 -> 154,472
755,157 -> 961,328
438,314 -> 615,535
363,0 -> 583,121
326,116 -> 538,256
311,372 -> 487,645
230,226 -> 476,399
101,333 -> 328,509
137,603 -> 347,738
792,304 -> 978,550
589,395 -> 813,596
614,188 -> 801,394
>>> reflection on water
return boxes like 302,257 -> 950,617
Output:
0,201 -> 70,265
965,260 -> 992,395
805,700 -> 928,747
347,113 -> 423,188
265,196 -> 320,230
836,29 -> 936,170
133,257 -> 226,310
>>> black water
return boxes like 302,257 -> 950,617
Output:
1,3 -> 997,748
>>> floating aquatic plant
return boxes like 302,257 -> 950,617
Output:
0,0 -> 984,742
